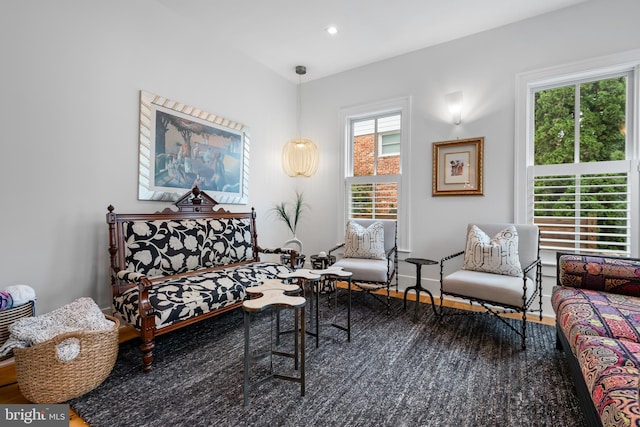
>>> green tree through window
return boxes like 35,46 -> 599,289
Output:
533,76 -> 629,254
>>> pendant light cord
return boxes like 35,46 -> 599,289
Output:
295,65 -> 306,140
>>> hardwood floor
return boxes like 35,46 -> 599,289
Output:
0,289 -> 553,426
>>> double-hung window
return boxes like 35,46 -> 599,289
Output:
515,54 -> 639,259
341,97 -> 411,250
349,114 -> 400,219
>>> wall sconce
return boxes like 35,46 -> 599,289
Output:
446,91 -> 463,125
282,65 -> 319,177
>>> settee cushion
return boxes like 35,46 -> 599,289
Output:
552,286 -> 640,354
575,334 -> 640,427
113,262 -> 291,329
558,254 -> 640,297
122,218 -> 253,278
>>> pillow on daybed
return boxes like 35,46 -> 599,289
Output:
344,221 -> 385,260
463,225 -> 522,277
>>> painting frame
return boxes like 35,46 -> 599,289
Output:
432,137 -> 484,196
138,90 -> 249,203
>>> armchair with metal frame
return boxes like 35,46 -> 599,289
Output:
328,219 -> 398,314
439,223 -> 543,349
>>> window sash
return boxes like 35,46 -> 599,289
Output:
350,114 -> 401,176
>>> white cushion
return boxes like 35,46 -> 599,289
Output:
343,220 -> 385,260
442,270 -> 534,307
462,225 -> 522,277
332,258 -> 389,282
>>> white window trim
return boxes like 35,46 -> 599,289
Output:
514,49 -> 640,260
339,96 -> 412,252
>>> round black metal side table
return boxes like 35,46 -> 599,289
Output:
403,258 -> 439,320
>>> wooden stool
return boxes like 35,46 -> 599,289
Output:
243,279 -> 306,406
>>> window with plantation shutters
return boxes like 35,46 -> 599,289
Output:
516,60 -> 639,259
347,113 -> 401,220
341,97 -> 411,251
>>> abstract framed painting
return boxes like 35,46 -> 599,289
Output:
138,90 -> 249,203
432,137 -> 484,196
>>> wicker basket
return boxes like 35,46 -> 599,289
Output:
0,301 -> 35,362
14,314 -> 120,403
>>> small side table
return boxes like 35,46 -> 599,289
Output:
309,266 -> 352,343
278,269 -> 321,348
279,267 -> 352,347
243,279 -> 306,406
403,258 -> 439,320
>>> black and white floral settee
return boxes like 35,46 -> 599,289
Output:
107,187 -> 297,372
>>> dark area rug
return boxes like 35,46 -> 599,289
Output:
70,293 -> 585,427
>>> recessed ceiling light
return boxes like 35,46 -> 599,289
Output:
326,26 -> 338,35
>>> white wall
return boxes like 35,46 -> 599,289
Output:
0,1 -> 298,314
2,0 -> 640,318
298,0 -> 640,317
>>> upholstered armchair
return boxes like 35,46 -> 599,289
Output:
439,223 -> 542,349
328,219 -> 398,314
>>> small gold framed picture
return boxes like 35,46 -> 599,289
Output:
432,137 -> 484,196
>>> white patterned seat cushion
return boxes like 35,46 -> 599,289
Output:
113,262 -> 292,329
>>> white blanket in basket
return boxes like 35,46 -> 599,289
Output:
0,297 -> 114,361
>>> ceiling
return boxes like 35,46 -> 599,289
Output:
156,0 -> 590,83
